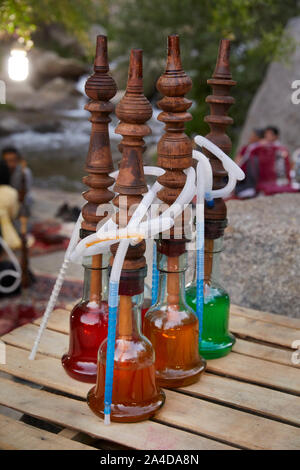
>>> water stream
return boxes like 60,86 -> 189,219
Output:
0,75 -> 163,191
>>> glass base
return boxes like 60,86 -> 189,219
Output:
199,333 -> 236,359
156,361 -> 206,388
62,355 -> 97,383
87,387 -> 165,423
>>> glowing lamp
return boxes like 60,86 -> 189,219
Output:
8,50 -> 29,81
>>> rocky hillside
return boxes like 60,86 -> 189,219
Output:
239,17 -> 300,155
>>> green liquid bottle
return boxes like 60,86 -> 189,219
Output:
186,238 -> 235,359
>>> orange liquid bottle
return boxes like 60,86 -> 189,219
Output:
88,268 -> 165,422
144,241 -> 206,388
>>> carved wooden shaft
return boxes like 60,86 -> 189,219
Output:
155,35 -> 193,306
204,39 -> 236,239
81,35 -> 117,238
81,35 -> 117,302
156,34 -> 193,209
112,49 -> 151,336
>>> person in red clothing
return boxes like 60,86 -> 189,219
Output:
235,128 -> 264,169
235,128 -> 264,198
247,126 -> 296,196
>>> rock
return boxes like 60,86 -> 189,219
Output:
239,17 -> 300,154
28,48 -> 88,86
5,77 -> 81,111
0,116 -> 29,136
220,193 -> 300,318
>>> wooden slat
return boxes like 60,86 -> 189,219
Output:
179,373 -> 300,426
2,345 -> 299,428
0,345 -> 90,398
233,338 -> 299,368
34,309 -> 69,334
0,414 -> 96,450
207,352 -> 300,395
157,390 -> 300,450
65,301 -> 79,311
230,314 -> 300,348
2,323 -> 68,359
0,377 -> 233,450
231,304 -> 300,330
3,323 -> 300,395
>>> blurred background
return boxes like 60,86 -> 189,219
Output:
0,0 -> 299,322
1,0 -> 300,190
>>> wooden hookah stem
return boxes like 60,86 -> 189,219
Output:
204,239 -> 214,281
118,295 -> 133,337
90,254 -> 102,303
167,256 -> 180,308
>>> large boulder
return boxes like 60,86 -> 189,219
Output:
28,48 -> 87,86
4,77 -> 81,111
221,193 -> 300,318
239,17 -> 300,154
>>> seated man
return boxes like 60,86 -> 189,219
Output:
235,128 -> 264,198
2,146 -> 33,215
247,126 -> 296,196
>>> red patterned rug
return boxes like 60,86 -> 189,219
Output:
0,274 -> 82,336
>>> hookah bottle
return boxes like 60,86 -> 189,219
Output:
144,239 -> 206,388
88,48 -> 165,422
186,39 -> 237,359
62,255 -> 108,383
186,237 -> 235,359
88,267 -> 165,422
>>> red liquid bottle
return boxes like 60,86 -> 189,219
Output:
88,268 -> 165,422
144,241 -> 206,388
62,255 -> 108,383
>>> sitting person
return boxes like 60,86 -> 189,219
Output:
236,126 -> 297,197
235,128 -> 264,198
0,160 -> 21,250
2,146 -> 33,216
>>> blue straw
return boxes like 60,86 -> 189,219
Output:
196,219 -> 204,342
151,241 -> 159,305
104,280 -> 119,424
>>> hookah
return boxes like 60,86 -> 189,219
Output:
29,36 -> 117,380
61,35 -> 117,383
87,49 -> 167,423
28,35 -> 244,425
143,34 -> 206,389
186,39 -> 243,359
191,137 -> 244,345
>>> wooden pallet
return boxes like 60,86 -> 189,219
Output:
0,304 -> 299,450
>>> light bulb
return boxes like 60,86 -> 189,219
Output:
8,50 -> 29,81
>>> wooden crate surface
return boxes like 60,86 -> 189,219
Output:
0,304 -> 299,450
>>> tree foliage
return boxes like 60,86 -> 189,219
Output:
1,0 -> 299,145
109,0 -> 299,143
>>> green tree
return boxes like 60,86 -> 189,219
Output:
1,0 -> 299,146
109,0 -> 299,146
0,0 -> 109,51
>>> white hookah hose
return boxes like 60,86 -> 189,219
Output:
194,135 -> 245,198
0,236 -> 21,294
104,166 -> 195,425
29,213 -> 83,360
192,136 -> 245,344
